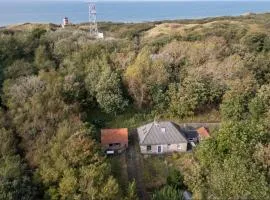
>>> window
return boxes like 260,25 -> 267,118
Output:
177,144 -> 182,150
158,146 -> 162,153
147,145 -> 151,151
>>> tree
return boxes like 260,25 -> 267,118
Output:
191,121 -> 270,199
38,121 -> 120,199
34,45 -> 56,71
96,67 -> 128,114
168,75 -> 225,118
249,84 -> 270,121
3,71 -> 79,166
124,48 -> 168,108
85,57 -> 128,114
4,59 -> 36,80
221,78 -> 257,121
245,53 -> 270,85
0,121 -> 37,200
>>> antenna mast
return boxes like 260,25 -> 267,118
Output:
88,1 -> 98,37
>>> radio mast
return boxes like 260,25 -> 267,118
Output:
88,1 -> 98,36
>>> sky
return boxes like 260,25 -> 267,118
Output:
2,0 -> 270,3
2,0 -> 270,1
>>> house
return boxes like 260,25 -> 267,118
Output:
197,126 -> 210,140
101,128 -> 128,154
137,121 -> 188,154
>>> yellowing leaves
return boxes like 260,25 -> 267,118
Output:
124,48 -> 168,108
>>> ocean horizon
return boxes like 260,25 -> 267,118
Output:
1,1 -> 270,26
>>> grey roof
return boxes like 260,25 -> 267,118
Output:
137,121 -> 188,145
179,125 -> 198,139
184,130 -> 198,139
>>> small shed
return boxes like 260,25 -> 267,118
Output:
197,127 -> 210,140
101,128 -> 128,154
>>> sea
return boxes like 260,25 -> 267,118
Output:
1,1 -> 270,26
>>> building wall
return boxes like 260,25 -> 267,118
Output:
140,142 -> 187,154
102,142 -> 128,151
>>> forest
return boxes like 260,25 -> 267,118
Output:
0,13 -> 270,199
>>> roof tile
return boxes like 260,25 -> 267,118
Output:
101,129 -> 128,145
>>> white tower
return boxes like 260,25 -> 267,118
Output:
88,1 -> 103,39
62,17 -> 69,28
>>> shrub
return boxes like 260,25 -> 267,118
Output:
152,186 -> 183,200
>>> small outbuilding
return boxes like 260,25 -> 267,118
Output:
101,128 -> 128,154
197,127 -> 210,140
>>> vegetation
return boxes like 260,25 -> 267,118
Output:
151,167 -> 186,200
152,186 -> 183,200
0,13 -> 270,199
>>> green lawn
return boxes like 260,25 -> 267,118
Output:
106,108 -> 154,129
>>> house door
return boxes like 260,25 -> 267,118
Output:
158,145 -> 162,153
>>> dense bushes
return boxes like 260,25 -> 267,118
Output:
0,14 -> 270,199
242,32 -> 270,52
152,169 -> 185,200
38,121 -> 120,199
189,120 -> 270,199
0,111 -> 38,199
152,186 -> 183,200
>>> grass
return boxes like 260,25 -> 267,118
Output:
87,106 -> 220,134
105,108 -> 155,129
164,109 -> 221,124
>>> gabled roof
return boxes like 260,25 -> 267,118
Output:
137,121 -> 187,145
101,128 -> 128,145
197,127 -> 210,138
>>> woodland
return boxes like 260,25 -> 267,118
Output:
0,13 -> 270,199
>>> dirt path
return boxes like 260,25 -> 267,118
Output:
126,130 -> 149,200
